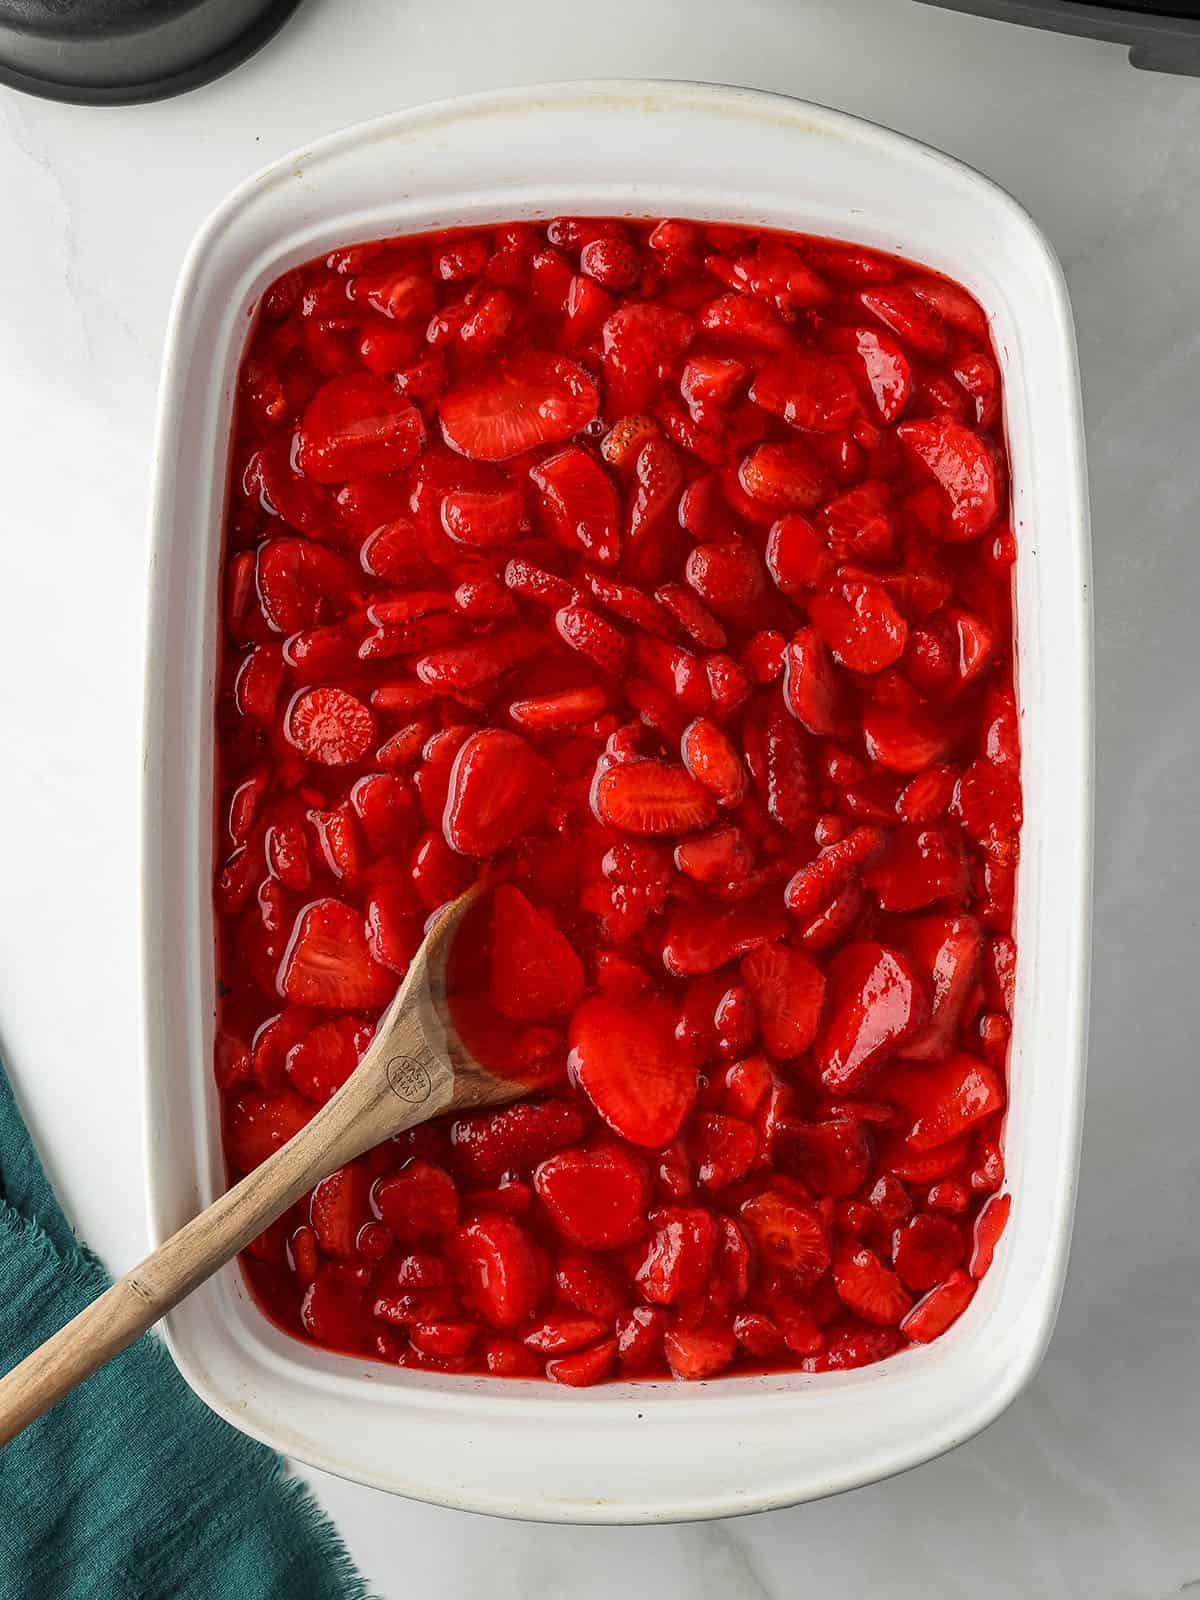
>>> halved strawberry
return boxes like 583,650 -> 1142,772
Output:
765,513 -> 835,596
886,1052 -> 1006,1151
740,943 -> 826,1059
773,1117 -> 875,1197
663,1319 -> 737,1380
738,1188 -> 829,1284
820,480 -> 895,562
256,538 -> 356,635
224,1088 -> 312,1171
892,1213 -> 965,1292
602,302 -> 695,414
896,418 -> 999,539
661,898 -> 786,978
900,914 -> 983,1060
763,695 -> 816,829
906,274 -> 988,339
833,1245 -> 913,1325
285,1015 -> 372,1103
554,604 -> 629,675
901,1269 -> 976,1342
700,293 -> 790,350
689,1113 -> 757,1190
738,441 -> 827,510
858,286 -> 947,360
680,353 -> 747,415
809,578 -> 908,674
285,687 -> 374,767
310,1163 -> 370,1257
442,729 -> 553,857
864,823 -> 968,911
448,1214 -> 541,1329
814,941 -> 928,1093
534,1144 -> 649,1249
749,350 -> 858,432
509,685 -> 609,733
862,701 -> 951,774
278,898 -> 395,1009
824,325 -> 912,422
545,1338 -> 618,1386
440,483 -> 524,547
300,1267 -> 368,1351
555,1254 -> 625,1320
633,1206 -> 715,1303
969,1191 -> 1011,1278
372,1159 -> 460,1240
440,350 -> 598,461
568,994 -> 696,1148
489,884 -> 584,1021
674,822 -> 754,887
616,1305 -> 666,1370
449,1099 -> 585,1184
529,445 -> 620,565
681,717 -> 747,808
296,374 -> 424,483
591,759 -> 716,837
782,626 -> 842,736
523,1313 -> 611,1355
684,536 -> 767,623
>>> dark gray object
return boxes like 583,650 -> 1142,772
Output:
919,0 -> 1200,75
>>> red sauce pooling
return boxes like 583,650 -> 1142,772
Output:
215,217 -> 1019,1384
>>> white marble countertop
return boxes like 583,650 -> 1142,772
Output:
2,1 -> 1198,1593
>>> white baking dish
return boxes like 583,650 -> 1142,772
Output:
142,80 -> 1092,1522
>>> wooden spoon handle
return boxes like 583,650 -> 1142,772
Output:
0,1005 -> 449,1448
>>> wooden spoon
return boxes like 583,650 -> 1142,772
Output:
0,886 -> 518,1448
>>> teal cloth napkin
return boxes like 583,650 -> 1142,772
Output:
0,1058 -> 376,1600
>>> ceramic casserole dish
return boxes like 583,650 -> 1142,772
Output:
143,79 -> 1092,1522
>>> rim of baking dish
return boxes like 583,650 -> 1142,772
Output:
142,79 -> 1092,1522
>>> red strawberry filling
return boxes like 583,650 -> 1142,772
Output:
215,217 -> 1018,1383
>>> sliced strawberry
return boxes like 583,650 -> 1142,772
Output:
892,1213 -> 965,1292
480,1335 -> 541,1376
530,445 -> 620,565
373,1160 -> 460,1240
534,1144 -> 649,1249
906,274 -> 988,338
953,758 -> 1023,844
523,1313 -> 610,1355
809,578 -> 908,674
545,1337 -> 618,1386
300,1267 -> 368,1351
616,1305 -> 666,1370
554,604 -> 629,675
680,353 -> 747,414
865,823 -> 968,911
674,822 -> 754,887
969,1191 -> 1011,1278
489,884 -> 585,1021
765,514 -> 836,595
568,994 -> 696,1148
555,1253 -> 625,1320
782,626 -> 842,737
285,1015 -> 371,1103
448,1214 -> 541,1329
901,914 -> 983,1060
661,898 -> 786,978
602,302 -> 694,413
592,759 -> 716,836
738,441 -> 827,510
449,1099 -> 585,1184
633,1206 -> 715,1303
896,418 -> 999,539
278,898 -> 395,1009
824,325 -> 912,422
440,350 -> 598,461
886,1052 -> 1006,1151
862,701 -> 951,773
664,1319 -> 737,1380
690,1113 -> 757,1189
859,286 -> 947,360
700,293 -> 790,350
901,1269 -> 976,1342
296,374 -> 424,483
733,1310 -> 784,1359
815,941 -> 928,1093
740,943 -> 826,1059
833,1245 -> 913,1325
738,1189 -> 829,1284
443,729 -> 553,856
749,350 -> 858,433
763,694 -> 816,828
309,1163 -> 370,1257
440,483 -> 524,547
896,765 -> 958,825
256,538 -> 356,635
508,685 -> 608,733
773,1117 -> 875,1197
820,480 -> 895,562
801,1324 -> 900,1371
681,717 -> 747,808
224,1088 -> 312,1172
285,687 -> 374,767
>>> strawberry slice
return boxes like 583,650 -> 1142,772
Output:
765,514 -> 835,596
900,914 -> 983,1060
782,625 -> 842,736
824,325 -> 912,423
815,941 -> 928,1093
448,1214 -> 541,1329
749,351 -> 858,433
885,1052 -> 1006,1151
809,577 -> 908,674
858,286 -> 947,360
896,417 -> 999,539
906,274 -> 988,338
601,303 -> 694,414
529,445 -> 620,565
278,897 -> 395,1009
256,538 -> 356,635
821,480 -> 895,563
740,943 -> 826,1059
738,1188 -> 829,1284
373,1159 -> 460,1240
833,1245 -> 913,1325
285,687 -> 374,767
969,1192 -> 1011,1278
440,350 -> 598,461
592,759 -> 716,837
533,1144 -> 650,1249
616,1305 -> 665,1370
663,1320 -> 737,1380
892,1213 -> 965,1292
862,702 -> 951,774
633,1206 -> 715,1303
509,685 -> 609,733
296,374 -> 425,483
738,441 -> 827,510
309,1163 -> 370,1257
681,717 -> 747,807
523,1313 -> 611,1355
689,1113 -> 757,1189
443,729 -> 553,856
568,994 -> 696,1148
674,822 -> 753,887
900,1269 -> 975,1342
224,1088 -> 312,1171
772,1117 -> 875,1197
285,1016 -> 372,1103
554,604 -> 630,675
545,1338 -> 618,1386
661,898 -> 786,977
864,823 -> 968,911
440,483 -> 525,547
449,1100 -> 585,1184
489,884 -> 585,1021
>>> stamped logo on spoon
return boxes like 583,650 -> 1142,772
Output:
386,1044 -> 435,1104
